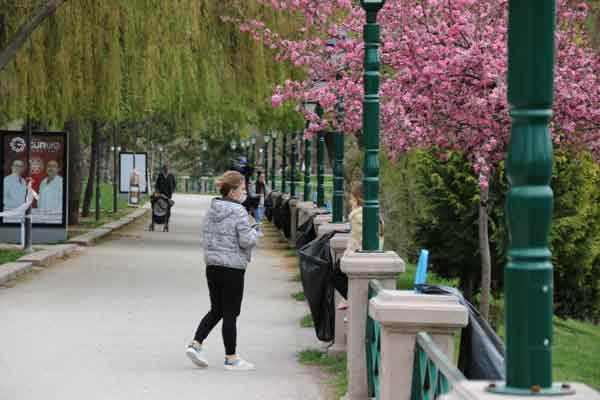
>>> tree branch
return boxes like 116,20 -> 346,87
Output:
0,0 -> 67,72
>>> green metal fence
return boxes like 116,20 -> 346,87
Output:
366,279 -> 383,399
367,280 -> 465,400
410,332 -> 466,400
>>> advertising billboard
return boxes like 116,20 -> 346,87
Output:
119,152 -> 148,194
0,131 -> 68,226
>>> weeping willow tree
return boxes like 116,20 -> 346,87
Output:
0,0 -> 299,222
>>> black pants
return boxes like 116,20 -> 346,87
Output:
194,265 -> 245,355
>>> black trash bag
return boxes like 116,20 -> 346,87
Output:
273,196 -> 284,229
265,193 -> 274,222
416,284 -> 505,380
296,218 -> 317,249
298,231 -> 338,342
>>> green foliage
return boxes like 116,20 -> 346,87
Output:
382,148 -> 600,320
550,152 -> 600,321
0,249 -> 25,265
410,151 -> 506,300
0,1 -> 301,149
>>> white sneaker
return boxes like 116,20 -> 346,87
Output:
186,342 -> 208,368
224,356 -> 255,371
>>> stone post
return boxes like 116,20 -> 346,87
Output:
318,221 -> 350,238
369,290 -> 468,400
328,233 -> 351,357
313,213 -> 332,234
296,201 -> 317,228
341,251 -> 404,400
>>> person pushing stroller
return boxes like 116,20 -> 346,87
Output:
150,165 -> 176,232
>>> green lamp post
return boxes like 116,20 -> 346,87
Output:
328,36 -> 347,224
281,133 -> 288,193
302,102 -> 317,202
489,1 -> 571,396
251,136 -> 257,165
290,132 -> 298,198
263,134 -> 270,180
316,105 -> 326,208
359,0 -> 385,251
271,132 -> 277,190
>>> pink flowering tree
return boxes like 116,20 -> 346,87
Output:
229,0 -> 600,318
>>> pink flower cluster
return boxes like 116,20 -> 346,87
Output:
233,0 -> 600,188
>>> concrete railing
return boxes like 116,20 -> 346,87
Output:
368,284 -> 468,400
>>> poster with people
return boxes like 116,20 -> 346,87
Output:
119,153 -> 148,194
1,132 -> 67,225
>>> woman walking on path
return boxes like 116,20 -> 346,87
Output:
254,171 -> 270,237
186,170 -> 258,371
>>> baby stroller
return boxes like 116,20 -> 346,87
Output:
149,193 -> 173,232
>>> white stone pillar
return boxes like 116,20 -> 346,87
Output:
296,201 -> 315,227
369,291 -> 468,400
313,213 -> 332,234
328,233 -> 351,357
341,251 -> 405,400
318,221 -> 350,238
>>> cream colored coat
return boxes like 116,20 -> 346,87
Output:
345,206 -> 384,256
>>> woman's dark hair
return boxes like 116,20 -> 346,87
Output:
217,170 -> 244,197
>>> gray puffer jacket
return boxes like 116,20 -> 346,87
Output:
201,198 -> 258,270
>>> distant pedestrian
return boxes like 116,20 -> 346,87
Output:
151,165 -> 176,232
253,171 -> 270,236
187,170 -> 258,371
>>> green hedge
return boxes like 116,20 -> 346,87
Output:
380,150 -> 600,321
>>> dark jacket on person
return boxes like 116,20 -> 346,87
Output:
156,173 -> 176,198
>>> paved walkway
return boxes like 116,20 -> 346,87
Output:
0,195 -> 325,400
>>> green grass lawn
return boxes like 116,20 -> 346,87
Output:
75,183 -> 149,230
553,318 -> 600,388
399,263 -> 600,389
0,249 -> 25,265
298,350 -> 347,398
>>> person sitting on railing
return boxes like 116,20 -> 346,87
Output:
335,181 -> 385,308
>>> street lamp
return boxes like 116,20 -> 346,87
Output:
281,132 -> 288,193
327,35 -> 347,224
157,145 -> 164,170
302,101 -> 317,202
359,0 -> 386,251
271,132 -> 277,189
110,141 -> 122,214
290,132 -> 298,198
488,1 -> 569,396
201,140 -> 208,178
251,136 -> 257,165
230,139 -> 237,151
263,134 -> 270,180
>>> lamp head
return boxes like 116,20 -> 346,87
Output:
230,140 -> 237,150
251,137 -> 256,145
360,0 -> 386,12
303,101 -> 318,114
264,134 -> 270,144
202,141 -> 208,152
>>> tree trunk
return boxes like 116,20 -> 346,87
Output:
0,0 -> 68,72
479,183 -> 492,320
82,121 -> 99,218
66,119 -> 82,225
